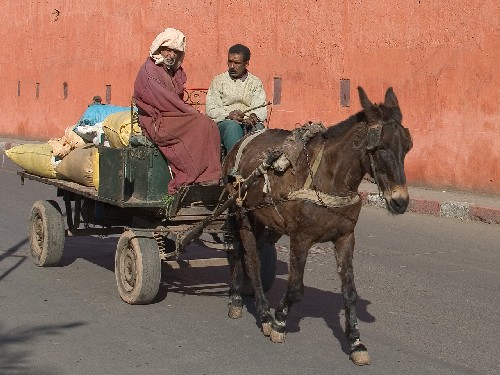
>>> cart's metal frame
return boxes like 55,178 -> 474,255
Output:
19,167 -> 277,304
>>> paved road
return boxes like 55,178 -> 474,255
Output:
1,157 -> 499,375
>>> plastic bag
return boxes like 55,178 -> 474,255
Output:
75,104 -> 130,128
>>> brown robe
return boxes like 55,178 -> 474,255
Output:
134,57 -> 221,193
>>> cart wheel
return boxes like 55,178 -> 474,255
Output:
115,230 -> 161,305
241,233 -> 277,296
29,200 -> 65,267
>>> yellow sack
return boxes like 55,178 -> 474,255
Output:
92,146 -> 99,190
5,143 -> 58,178
102,111 -> 141,148
55,145 -> 98,188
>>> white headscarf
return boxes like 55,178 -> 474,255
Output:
149,28 -> 186,68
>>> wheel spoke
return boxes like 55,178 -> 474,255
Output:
121,244 -> 137,292
32,214 -> 44,257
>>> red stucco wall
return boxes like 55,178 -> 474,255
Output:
1,1 -> 499,194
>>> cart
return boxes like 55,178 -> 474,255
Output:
18,142 -> 277,305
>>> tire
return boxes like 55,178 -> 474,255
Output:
115,230 -> 161,305
241,232 -> 277,296
29,200 -> 65,267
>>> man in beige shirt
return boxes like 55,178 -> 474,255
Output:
206,44 -> 267,152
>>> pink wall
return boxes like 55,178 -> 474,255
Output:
1,1 -> 499,194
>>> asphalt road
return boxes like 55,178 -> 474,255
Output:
1,156 -> 499,375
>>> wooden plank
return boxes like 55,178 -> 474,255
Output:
164,257 -> 228,269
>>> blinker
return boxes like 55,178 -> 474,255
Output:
366,124 -> 382,151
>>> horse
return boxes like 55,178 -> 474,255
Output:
221,86 -> 413,365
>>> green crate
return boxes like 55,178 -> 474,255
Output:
127,146 -> 171,201
98,147 -> 128,202
98,145 -> 171,203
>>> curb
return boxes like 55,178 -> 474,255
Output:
360,192 -> 500,225
0,141 -> 16,151
0,139 -> 42,151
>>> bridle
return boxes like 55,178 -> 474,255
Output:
365,118 -> 411,195
366,122 -> 385,192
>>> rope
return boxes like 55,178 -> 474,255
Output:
233,175 -> 248,206
259,165 -> 271,194
287,189 -> 360,207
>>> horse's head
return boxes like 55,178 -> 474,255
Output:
358,86 -> 413,214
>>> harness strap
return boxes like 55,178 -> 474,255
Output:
287,189 -> 360,208
230,129 -> 267,176
369,153 -> 383,196
303,143 -> 325,189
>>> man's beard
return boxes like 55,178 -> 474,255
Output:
164,57 -> 176,68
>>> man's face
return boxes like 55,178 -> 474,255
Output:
227,53 -> 248,79
159,47 -> 182,68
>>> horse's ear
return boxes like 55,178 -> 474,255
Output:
358,86 -> 379,122
357,86 -> 373,111
384,87 -> 402,122
384,87 -> 399,108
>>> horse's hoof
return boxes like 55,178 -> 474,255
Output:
261,322 -> 272,336
270,329 -> 286,343
228,306 -> 242,319
350,350 -> 371,366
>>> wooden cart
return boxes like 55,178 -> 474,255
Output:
18,143 -> 277,305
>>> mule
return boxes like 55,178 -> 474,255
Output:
222,87 -> 412,365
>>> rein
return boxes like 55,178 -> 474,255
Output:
227,122 -> 389,225
284,120 -> 391,214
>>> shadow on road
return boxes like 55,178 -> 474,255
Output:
244,277 -> 375,355
155,252 -> 375,355
0,321 -> 87,375
21,235 -> 375,356
58,236 -> 117,270
0,238 -> 29,282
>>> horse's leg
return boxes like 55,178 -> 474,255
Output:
227,242 -> 244,319
225,211 -> 246,319
334,233 -> 371,365
270,234 -> 312,343
238,214 -> 274,336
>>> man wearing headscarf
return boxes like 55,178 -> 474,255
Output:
134,28 -> 221,193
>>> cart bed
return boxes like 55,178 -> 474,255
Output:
18,170 -> 227,220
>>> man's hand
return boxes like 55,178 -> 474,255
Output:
242,113 -> 259,127
227,110 -> 245,122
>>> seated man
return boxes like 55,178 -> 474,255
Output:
206,44 -> 268,153
134,28 -> 221,193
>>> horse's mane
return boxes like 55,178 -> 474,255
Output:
323,111 -> 367,139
